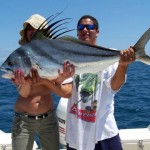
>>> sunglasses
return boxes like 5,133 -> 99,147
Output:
77,24 -> 96,30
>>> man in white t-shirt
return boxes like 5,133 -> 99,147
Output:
65,15 -> 135,150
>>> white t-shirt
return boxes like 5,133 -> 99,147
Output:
66,62 -> 124,150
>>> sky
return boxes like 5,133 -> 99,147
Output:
0,0 -> 150,65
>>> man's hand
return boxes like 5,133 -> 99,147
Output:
54,61 -> 75,85
12,69 -> 31,86
119,46 -> 135,66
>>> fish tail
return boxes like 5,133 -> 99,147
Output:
134,28 -> 150,65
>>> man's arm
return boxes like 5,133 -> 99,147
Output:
39,80 -> 73,98
111,47 -> 135,91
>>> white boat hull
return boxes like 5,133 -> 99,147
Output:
120,128 -> 150,150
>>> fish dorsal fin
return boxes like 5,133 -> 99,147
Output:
58,35 -> 83,43
31,12 -> 74,41
59,35 -> 120,54
58,35 -> 102,48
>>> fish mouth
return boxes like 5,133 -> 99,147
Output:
2,73 -> 14,79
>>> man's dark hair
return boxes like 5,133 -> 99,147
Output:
77,15 -> 99,30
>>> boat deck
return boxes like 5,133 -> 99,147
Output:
1,127 -> 150,150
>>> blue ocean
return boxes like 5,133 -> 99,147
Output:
0,61 -> 150,144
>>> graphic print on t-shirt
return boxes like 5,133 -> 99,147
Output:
70,73 -> 100,122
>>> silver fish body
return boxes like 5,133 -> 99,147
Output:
1,28 -> 150,79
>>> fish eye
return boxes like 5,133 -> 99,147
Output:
8,61 -> 13,66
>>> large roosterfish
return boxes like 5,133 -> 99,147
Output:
1,12 -> 150,79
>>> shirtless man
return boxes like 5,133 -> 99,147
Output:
12,14 -> 73,150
